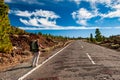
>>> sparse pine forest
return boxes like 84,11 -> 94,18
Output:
89,29 -> 120,51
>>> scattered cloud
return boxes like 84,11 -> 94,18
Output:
69,0 -> 112,6
10,9 -> 60,19
21,0 -> 40,4
11,9 -> 60,27
5,0 -> 44,5
71,0 -> 120,25
72,8 -> 95,25
99,3 -> 120,19
88,0 -> 112,5
112,4 -> 120,10
33,9 -> 60,19
37,18 -> 57,27
7,0 -> 120,31
70,0 -> 81,5
5,0 -> 11,3
101,9 -> 120,18
76,20 -> 87,26
20,18 -> 41,27
10,10 -> 32,17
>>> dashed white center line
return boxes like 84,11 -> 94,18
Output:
86,53 -> 96,64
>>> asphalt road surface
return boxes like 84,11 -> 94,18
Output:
23,40 -> 120,80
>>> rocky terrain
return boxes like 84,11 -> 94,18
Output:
0,33 -> 69,71
99,35 -> 120,51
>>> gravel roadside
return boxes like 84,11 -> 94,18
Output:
0,47 -> 63,80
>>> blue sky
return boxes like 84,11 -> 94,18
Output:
5,0 -> 120,37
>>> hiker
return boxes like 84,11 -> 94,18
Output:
30,39 -> 44,67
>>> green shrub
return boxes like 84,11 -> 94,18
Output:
111,44 -> 119,49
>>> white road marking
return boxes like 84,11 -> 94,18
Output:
86,53 -> 96,64
18,43 -> 71,80
81,46 -> 83,49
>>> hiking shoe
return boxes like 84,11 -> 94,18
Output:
35,64 -> 38,67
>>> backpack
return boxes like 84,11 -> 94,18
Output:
30,40 -> 39,52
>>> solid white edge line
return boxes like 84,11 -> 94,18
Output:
18,43 -> 71,80
81,45 -> 83,48
86,53 -> 95,65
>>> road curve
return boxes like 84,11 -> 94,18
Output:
24,40 -> 120,80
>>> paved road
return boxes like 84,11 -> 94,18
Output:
24,40 -> 120,80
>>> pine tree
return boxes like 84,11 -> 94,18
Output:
95,28 -> 102,42
0,0 -> 12,53
90,33 -> 93,42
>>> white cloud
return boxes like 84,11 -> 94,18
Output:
101,9 -> 120,18
70,0 -> 81,5
23,0 -> 44,5
22,0 -> 35,4
69,0 -> 112,6
90,0 -> 111,4
76,20 -> 87,26
86,0 -> 120,19
11,9 -> 60,19
99,3 -> 120,19
19,17 -> 58,27
10,9 -> 60,27
71,0 -> 120,25
77,8 -> 93,19
10,10 -> 32,17
20,18 -> 40,26
5,0 -> 44,5
19,18 -> 29,25
72,8 -> 95,25
5,0 -> 11,3
33,9 -> 60,19
112,4 -> 120,10
37,18 -> 57,27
